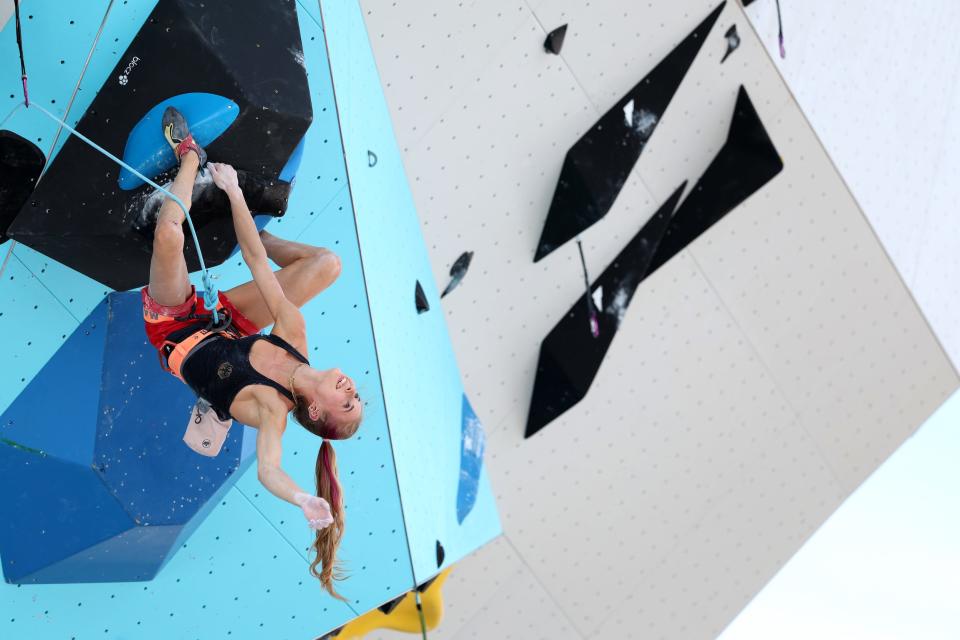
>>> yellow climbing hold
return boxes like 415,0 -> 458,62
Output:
336,569 -> 451,638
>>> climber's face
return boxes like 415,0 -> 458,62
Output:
313,368 -> 361,424
294,367 -> 363,438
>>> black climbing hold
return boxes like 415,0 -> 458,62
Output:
543,24 -> 568,55
316,625 -> 343,639
526,185 -> 685,439
526,86 -> 783,438
417,574 -> 439,593
441,251 -> 472,298
721,25 -> 741,63
435,540 -> 445,568
0,130 -> 45,242
135,170 -> 292,236
414,279 -> 430,313
645,86 -> 783,275
367,150 -> 378,167
533,3 -> 724,263
377,592 -> 407,615
7,0 -> 312,290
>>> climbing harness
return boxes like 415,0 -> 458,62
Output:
160,326 -> 236,383
144,301 -> 236,381
10,4 -> 222,322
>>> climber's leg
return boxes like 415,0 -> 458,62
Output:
223,230 -> 342,330
147,153 -> 200,307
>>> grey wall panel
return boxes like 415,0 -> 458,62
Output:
744,0 -> 960,368
482,252 -> 807,632
687,97 -> 958,493
365,536 -> 561,640
401,15 -> 645,433
359,0 -> 531,151
359,0 -> 960,637
594,417 -> 846,639
448,557 -> 582,640
0,3 -> 12,32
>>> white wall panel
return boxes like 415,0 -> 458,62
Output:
688,96 -> 958,492
358,0 -> 531,151
365,537 -> 551,640
0,4 -> 11,31
594,417 -> 845,639
359,0 -> 960,638
484,252 -> 803,633
402,15 -> 655,433
534,0 -> 792,204
448,555 -> 581,640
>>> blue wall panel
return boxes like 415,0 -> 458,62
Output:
0,1 -> 412,636
0,0 -> 156,418
0,0 -> 115,150
94,292 -> 255,527
0,292 -> 260,584
12,244 -> 109,323
231,3 -> 418,616
0,447 -> 135,582
0,299 -> 105,464
30,525 -> 182,584
0,486 -> 359,639
319,0 -> 502,584
0,255 -> 80,417
0,0 -> 499,635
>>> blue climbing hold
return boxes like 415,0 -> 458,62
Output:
118,92 -> 239,190
456,394 -> 486,524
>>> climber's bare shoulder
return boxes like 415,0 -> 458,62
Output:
228,387 -> 290,434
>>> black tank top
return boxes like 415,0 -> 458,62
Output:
180,332 -> 309,420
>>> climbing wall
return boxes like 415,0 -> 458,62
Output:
356,0 -> 960,638
320,0 -> 502,587
0,0 -> 499,637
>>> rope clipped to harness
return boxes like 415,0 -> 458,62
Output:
172,306 -> 233,334
11,7 -> 221,322
156,306 -> 236,381
28,104 -> 222,322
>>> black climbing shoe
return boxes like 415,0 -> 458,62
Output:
162,106 -> 207,167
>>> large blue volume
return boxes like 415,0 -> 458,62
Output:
0,292 -> 256,583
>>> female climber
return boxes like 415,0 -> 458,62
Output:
141,107 -> 362,599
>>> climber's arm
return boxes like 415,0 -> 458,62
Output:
255,407 -> 301,505
255,401 -> 333,530
208,163 -> 302,333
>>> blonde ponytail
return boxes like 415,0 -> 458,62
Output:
309,439 -> 347,600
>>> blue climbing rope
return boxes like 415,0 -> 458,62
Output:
27,104 -> 221,322
11,3 -> 220,322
